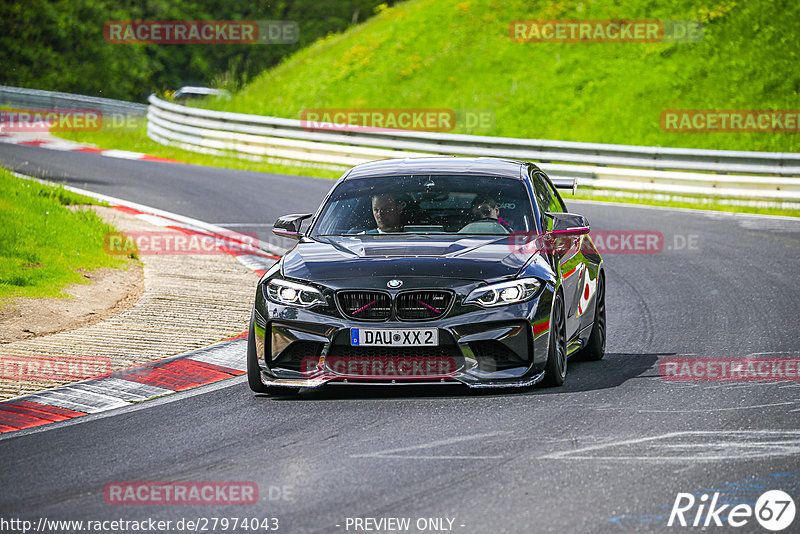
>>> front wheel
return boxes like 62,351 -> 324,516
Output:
247,316 -> 301,396
578,272 -> 606,361
247,315 -> 270,393
542,291 -> 567,387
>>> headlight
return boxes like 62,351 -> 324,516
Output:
266,279 -> 326,308
464,278 -> 541,307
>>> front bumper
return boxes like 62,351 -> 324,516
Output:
253,287 -> 553,390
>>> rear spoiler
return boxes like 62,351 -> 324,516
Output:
550,176 -> 578,195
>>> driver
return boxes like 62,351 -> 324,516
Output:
370,193 -> 405,233
470,195 -> 511,229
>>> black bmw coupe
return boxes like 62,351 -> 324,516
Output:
248,157 -> 605,393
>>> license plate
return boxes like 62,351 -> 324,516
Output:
350,328 -> 438,346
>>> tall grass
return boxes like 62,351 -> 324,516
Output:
0,169 -> 130,302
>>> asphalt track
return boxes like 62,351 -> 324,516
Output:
1,142 -> 800,533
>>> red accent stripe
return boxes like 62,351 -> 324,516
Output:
219,247 -> 278,260
0,407 -> 53,430
163,225 -> 279,261
166,225 -> 200,233
140,155 -> 183,163
114,359 -> 233,391
166,225 -> 271,257
532,320 -> 550,336
5,399 -> 86,417
220,248 -> 278,260
0,403 -> 72,422
562,266 -> 578,279
221,331 -> 248,342
187,358 -> 244,376
73,147 -> 103,154
0,400 -> 86,433
112,205 -> 144,215
218,245 -> 239,257
417,299 -> 442,314
352,300 -> 377,315
18,140 -> 47,146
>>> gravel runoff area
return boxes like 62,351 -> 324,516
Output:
0,206 -> 258,400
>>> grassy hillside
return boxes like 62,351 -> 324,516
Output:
204,0 -> 800,152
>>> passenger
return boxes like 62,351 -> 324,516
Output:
470,195 -> 511,229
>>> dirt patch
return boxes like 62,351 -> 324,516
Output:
0,262 -> 144,344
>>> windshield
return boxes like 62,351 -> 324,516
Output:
312,174 -> 534,236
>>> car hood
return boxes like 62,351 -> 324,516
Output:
281,235 -> 532,282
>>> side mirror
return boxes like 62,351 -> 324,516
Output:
547,212 -> 590,236
273,213 -> 313,240
540,212 -> 590,255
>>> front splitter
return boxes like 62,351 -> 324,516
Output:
261,370 -> 546,390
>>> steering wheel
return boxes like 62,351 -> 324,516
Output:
458,219 -> 511,234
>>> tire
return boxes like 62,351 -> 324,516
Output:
247,315 -> 301,396
542,291 -> 567,387
579,272 -> 606,361
247,315 -> 270,393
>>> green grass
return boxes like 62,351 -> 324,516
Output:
0,168 -> 135,303
199,0 -> 799,153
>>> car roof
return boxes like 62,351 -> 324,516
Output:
342,157 -> 537,181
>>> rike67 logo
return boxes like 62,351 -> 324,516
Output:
668,490 -> 796,531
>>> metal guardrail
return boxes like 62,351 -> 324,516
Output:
5,85 -> 793,200
0,85 -> 147,116
1,84 -> 794,202
148,95 -> 800,171
147,95 -> 800,200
